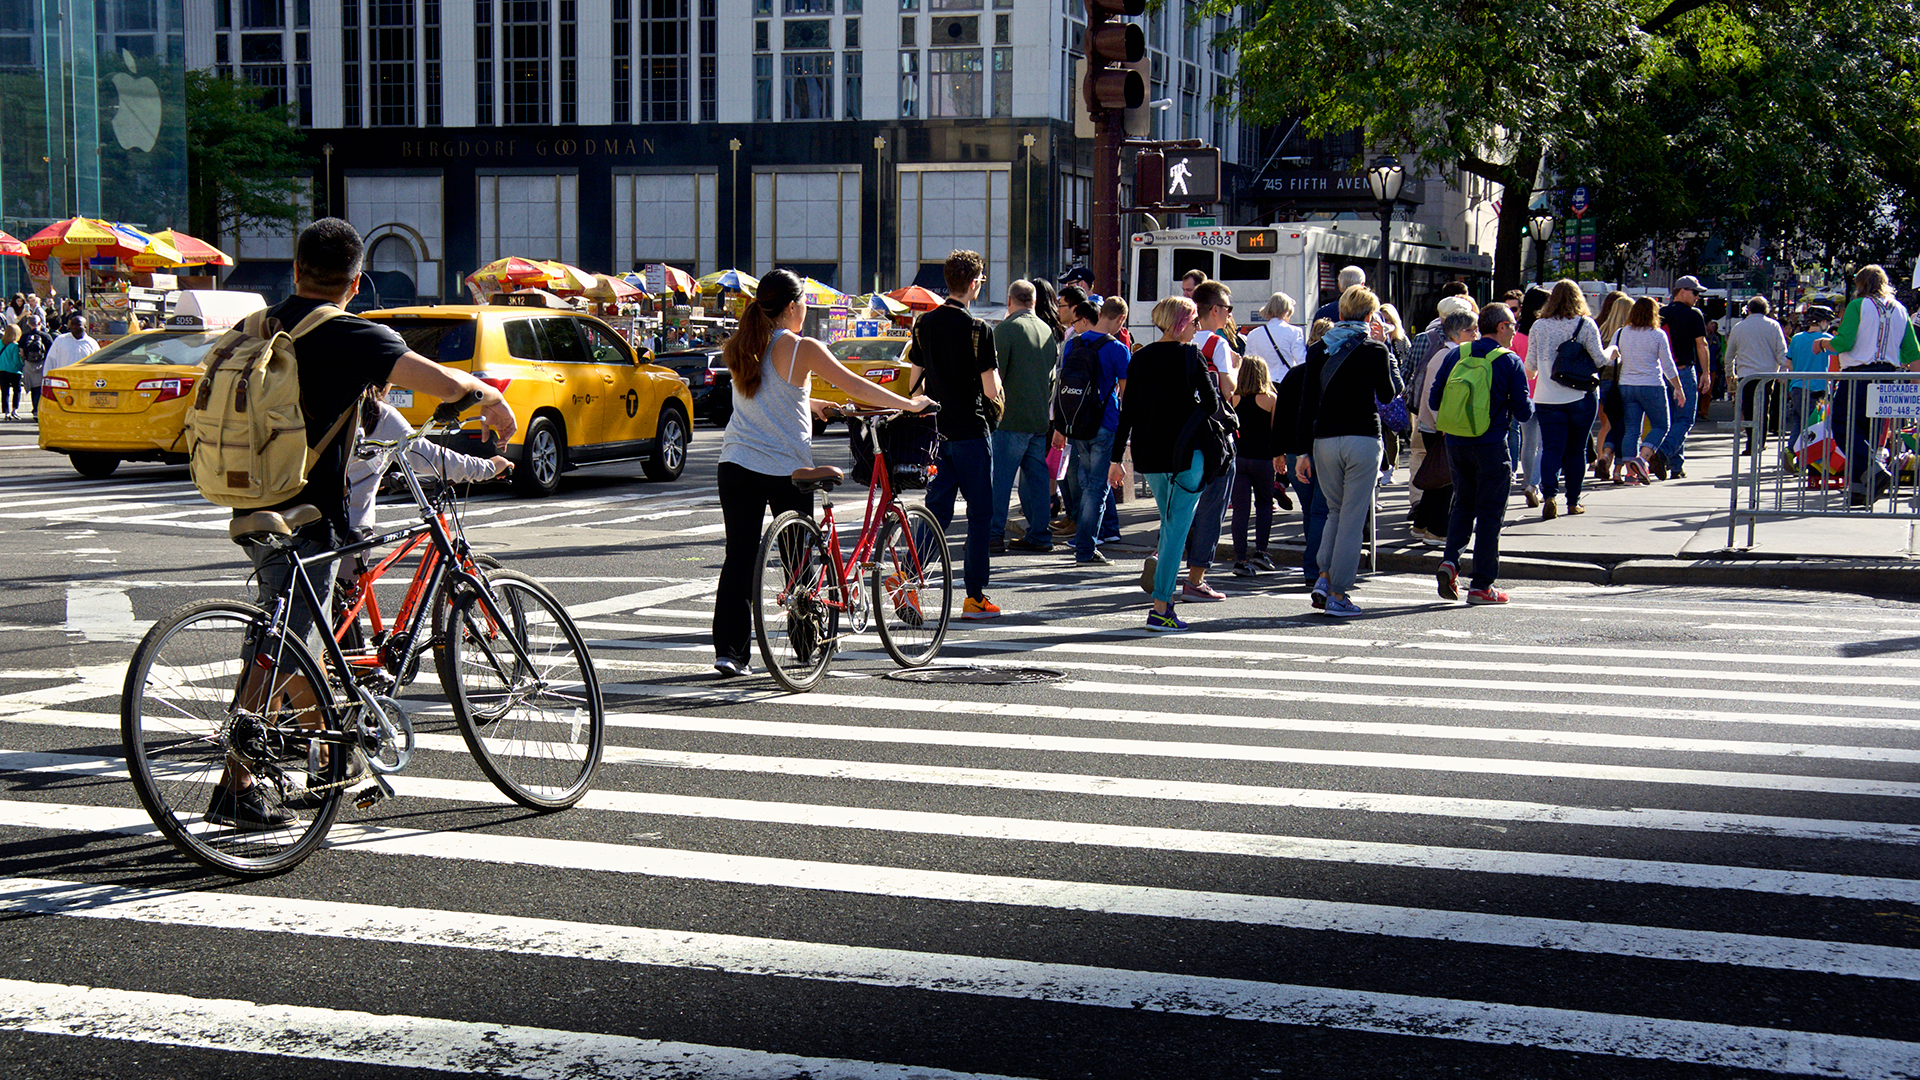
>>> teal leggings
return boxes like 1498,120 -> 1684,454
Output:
1145,451 -> 1207,604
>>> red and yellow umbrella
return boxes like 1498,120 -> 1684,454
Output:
885,285 -> 945,312
26,218 -> 148,262
148,229 -> 233,267
467,256 -> 559,292
0,231 -> 27,258
537,261 -> 597,294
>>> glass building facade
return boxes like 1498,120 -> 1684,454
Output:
0,0 -> 189,292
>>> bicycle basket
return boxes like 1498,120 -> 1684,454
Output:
847,414 -> 942,490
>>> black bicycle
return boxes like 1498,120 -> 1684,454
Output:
120,394 -> 605,877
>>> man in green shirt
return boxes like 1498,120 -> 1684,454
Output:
989,279 -> 1062,553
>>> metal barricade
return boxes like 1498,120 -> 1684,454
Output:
1727,369 -> 1920,552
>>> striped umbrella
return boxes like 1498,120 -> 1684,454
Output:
149,229 -> 233,267
0,231 -> 26,258
796,277 -> 847,306
537,261 -> 597,294
467,256 -> 559,291
697,268 -> 760,296
25,217 -> 151,262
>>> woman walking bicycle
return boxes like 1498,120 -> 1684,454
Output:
711,269 -> 931,677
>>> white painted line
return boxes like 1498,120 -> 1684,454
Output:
5,884 -> 1917,1078
466,506 -> 604,529
61,586 -> 145,643
566,580 -> 717,618
5,801 -> 1914,903
0,976 -> 1032,1080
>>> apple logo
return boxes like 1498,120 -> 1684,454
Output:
111,50 -> 162,153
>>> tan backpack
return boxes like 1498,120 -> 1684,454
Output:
185,305 -> 354,509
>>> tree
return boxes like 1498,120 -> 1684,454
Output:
185,70 -> 310,250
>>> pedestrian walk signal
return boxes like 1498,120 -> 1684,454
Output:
1134,147 -> 1220,208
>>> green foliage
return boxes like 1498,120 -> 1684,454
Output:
185,70 -> 310,249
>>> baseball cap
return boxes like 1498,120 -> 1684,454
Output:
1673,275 -> 1704,294
1062,266 -> 1094,286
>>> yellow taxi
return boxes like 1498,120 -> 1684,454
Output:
39,327 -> 225,480
366,295 -> 694,496
815,334 -> 916,428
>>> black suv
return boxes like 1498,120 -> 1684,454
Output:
658,349 -> 733,426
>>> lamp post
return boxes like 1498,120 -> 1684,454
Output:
1020,132 -> 1036,279
322,143 -> 333,218
873,135 -> 886,294
1531,211 -> 1555,285
728,138 -> 741,268
1365,155 -> 1404,306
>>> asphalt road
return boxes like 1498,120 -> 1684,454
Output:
2,417 -> 1917,1080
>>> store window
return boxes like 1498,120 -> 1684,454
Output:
897,50 -> 918,117
784,53 -> 832,119
753,53 -> 773,120
784,19 -> 828,48
926,48 -> 981,118
844,51 -> 861,119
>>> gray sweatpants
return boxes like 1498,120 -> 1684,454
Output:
1312,435 -> 1382,596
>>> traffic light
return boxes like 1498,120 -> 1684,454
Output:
1068,221 -> 1090,256
1083,0 -> 1145,113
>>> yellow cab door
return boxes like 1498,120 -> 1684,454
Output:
577,317 -> 657,449
534,316 -> 609,449
499,317 -> 561,439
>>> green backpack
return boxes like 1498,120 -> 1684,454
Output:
1435,342 -> 1511,438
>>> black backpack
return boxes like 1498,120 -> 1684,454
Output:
1053,332 -> 1111,442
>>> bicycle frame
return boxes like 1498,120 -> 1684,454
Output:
781,412 -> 929,624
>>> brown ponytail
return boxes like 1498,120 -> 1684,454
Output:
722,268 -> 805,400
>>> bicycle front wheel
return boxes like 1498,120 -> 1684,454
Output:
121,600 -> 347,877
872,503 -> 953,667
754,511 -> 843,692
430,550 -> 504,698
444,569 -> 604,809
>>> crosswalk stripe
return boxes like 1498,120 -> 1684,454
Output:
0,977 -> 1032,1080
2,761 -> 1908,977
4,800 -> 1913,903
6,881 -> 1916,1078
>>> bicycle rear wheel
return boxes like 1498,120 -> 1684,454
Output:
444,569 -> 604,810
754,511 -> 843,692
121,600 -> 347,877
872,503 -> 953,667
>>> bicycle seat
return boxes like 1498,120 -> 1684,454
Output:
790,466 -> 844,492
228,503 -> 323,544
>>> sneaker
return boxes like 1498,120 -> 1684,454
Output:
1542,498 -> 1558,521
1567,503 -> 1586,515
713,656 -> 752,678
962,595 -> 1001,619
1182,580 -> 1226,601
1231,561 -> 1256,578
1145,606 -> 1188,631
205,784 -> 297,831
1467,586 -> 1510,605
1274,488 -> 1295,511
1097,533 -> 1123,545
1648,450 -> 1671,482
987,539 -> 1007,555
1670,468 -> 1687,479
1248,551 -> 1278,572
1076,550 -> 1113,566
1409,526 -> 1445,546
1324,594 -> 1363,617
1310,577 -> 1330,610
1138,555 -> 1157,593
1436,560 -> 1459,601
1007,537 -> 1055,553
884,572 -> 924,627
1524,487 -> 1541,508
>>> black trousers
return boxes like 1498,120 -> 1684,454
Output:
713,461 -> 813,665
1739,377 -> 1780,442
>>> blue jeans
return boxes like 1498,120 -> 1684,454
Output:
1070,428 -> 1116,557
923,435 -> 994,600
1443,440 -> 1510,591
1146,451 -> 1206,604
1619,383 -> 1670,456
1312,435 -> 1381,596
1286,454 -> 1328,578
989,428 -> 1051,546
1659,366 -> 1698,469
1184,459 -> 1235,570
1535,396 -> 1597,505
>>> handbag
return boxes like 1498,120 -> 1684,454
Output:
1375,396 -> 1411,433
1412,429 -> 1452,489
1552,324 -> 1601,393
1173,344 -> 1237,491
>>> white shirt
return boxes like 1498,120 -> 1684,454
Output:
1524,316 -> 1608,406
45,332 -> 99,370
346,402 -> 501,531
1726,315 -> 1789,379
1194,330 -> 1239,383
1240,320 -> 1307,373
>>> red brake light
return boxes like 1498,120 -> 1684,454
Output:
42,376 -> 68,399
473,373 -> 512,392
702,370 -> 716,385
136,376 -> 193,402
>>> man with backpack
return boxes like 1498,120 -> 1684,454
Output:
1051,295 -> 1130,565
202,218 -> 515,832
1427,302 -> 1531,606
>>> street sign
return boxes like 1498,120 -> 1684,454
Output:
1866,383 -> 1920,418
1571,186 -> 1589,218
1186,216 -> 1216,227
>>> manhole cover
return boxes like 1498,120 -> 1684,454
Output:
883,665 -> 1067,685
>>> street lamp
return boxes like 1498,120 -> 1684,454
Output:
1365,155 -> 1404,306
1020,132 -> 1036,279
1531,211 -> 1555,285
322,143 -> 333,218
873,135 -> 886,294
728,138 -> 741,268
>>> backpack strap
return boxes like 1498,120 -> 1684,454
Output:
288,303 -> 348,339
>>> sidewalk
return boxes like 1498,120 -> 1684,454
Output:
1090,402 -> 1920,596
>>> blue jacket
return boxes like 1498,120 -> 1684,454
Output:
1426,337 -> 1533,445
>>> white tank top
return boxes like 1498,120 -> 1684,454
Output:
718,329 -> 813,476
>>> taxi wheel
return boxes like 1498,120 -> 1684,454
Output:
643,404 -> 689,482
70,453 -> 120,480
513,416 -> 565,498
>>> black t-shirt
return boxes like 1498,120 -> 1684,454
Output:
250,295 -> 408,531
912,299 -> 998,441
1661,301 -> 1707,374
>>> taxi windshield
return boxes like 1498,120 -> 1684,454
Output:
828,339 -> 910,365
375,317 -> 477,363
78,331 -> 225,366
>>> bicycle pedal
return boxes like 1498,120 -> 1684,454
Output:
351,784 -> 388,810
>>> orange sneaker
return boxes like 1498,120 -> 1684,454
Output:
883,572 -> 924,628
961,595 -> 1001,620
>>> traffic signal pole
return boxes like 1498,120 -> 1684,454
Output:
1083,0 -> 1144,296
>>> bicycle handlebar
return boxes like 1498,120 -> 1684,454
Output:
432,388 -> 487,425
829,402 -> 942,421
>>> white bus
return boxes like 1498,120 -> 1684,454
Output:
1126,221 -> 1494,340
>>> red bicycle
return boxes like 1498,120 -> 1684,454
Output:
753,405 -> 952,691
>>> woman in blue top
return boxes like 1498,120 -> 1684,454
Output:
711,269 -> 932,678
0,325 -> 22,420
